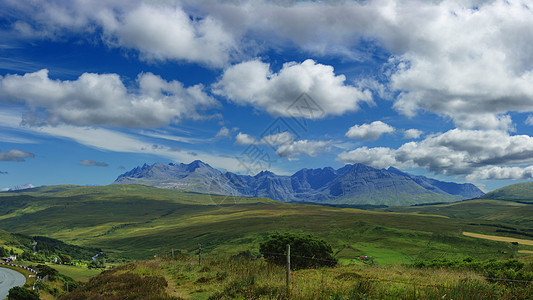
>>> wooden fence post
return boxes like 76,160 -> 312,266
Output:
172,248 -> 174,260
286,244 -> 290,293
198,244 -> 202,266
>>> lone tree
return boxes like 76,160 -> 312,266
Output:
259,233 -> 337,269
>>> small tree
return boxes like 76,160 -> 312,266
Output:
259,233 -> 337,269
35,264 -> 58,279
59,254 -> 72,264
7,286 -> 39,300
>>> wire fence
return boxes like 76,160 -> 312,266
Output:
162,244 -> 533,299
187,246 -> 533,284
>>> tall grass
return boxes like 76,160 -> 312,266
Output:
155,254 -> 533,299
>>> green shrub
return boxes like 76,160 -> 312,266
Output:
7,286 -> 39,300
259,233 -> 337,269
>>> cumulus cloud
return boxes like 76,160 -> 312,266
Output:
0,149 -> 35,161
345,121 -> 394,141
213,59 -> 372,118
205,1 -> 533,128
215,126 -> 231,138
4,1 -> 236,67
403,129 -> 423,139
467,166 -> 533,181
338,129 -> 533,180
234,132 -> 257,146
98,3 -> 236,66
7,1 -> 533,127
449,114 -> 514,132
337,146 -> 405,170
379,1 -> 533,128
275,140 -> 330,159
0,69 -> 218,128
234,130 -> 329,158
79,159 -> 108,167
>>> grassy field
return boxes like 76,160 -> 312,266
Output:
0,184 -> 531,299
47,264 -> 102,282
0,184 -> 532,264
381,199 -> 533,228
60,254 -> 533,300
463,232 -> 533,246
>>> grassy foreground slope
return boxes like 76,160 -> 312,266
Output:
0,185 -> 531,264
60,255 -> 533,300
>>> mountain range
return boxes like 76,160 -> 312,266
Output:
113,160 -> 483,206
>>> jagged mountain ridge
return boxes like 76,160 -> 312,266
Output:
114,160 -> 484,206
386,167 -> 483,200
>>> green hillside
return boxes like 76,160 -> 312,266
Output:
0,185 -> 531,264
381,199 -> 533,228
478,182 -> 533,203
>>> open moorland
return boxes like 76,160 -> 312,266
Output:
0,184 -> 532,263
0,183 -> 532,299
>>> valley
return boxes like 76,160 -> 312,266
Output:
0,177 -> 531,299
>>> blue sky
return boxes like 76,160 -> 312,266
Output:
1,0 -> 533,192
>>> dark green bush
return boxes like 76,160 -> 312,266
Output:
259,233 -> 337,269
7,286 -> 39,300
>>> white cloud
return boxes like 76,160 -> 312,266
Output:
0,69 -> 218,128
261,132 -> 294,147
0,133 -> 36,144
215,126 -> 231,138
79,159 -> 108,167
8,1 -> 533,127
338,129 -> 533,180
337,146 -> 406,170
526,115 -> 533,126
98,3 -> 236,67
451,114 -> 514,131
205,1 -> 533,128
213,59 -> 373,118
140,131 -> 210,144
234,132 -> 257,146
345,121 -> 394,141
0,111 -> 255,174
233,130 -> 329,159
467,166 -> 533,181
0,149 -> 35,162
275,140 -> 330,159
381,1 -> 533,128
403,129 -> 423,139
4,1 -> 236,67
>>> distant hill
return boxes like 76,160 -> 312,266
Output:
114,161 -> 484,206
0,227 -> 99,261
8,183 -> 35,191
478,182 -> 533,204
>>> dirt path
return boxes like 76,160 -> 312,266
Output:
462,232 -> 533,246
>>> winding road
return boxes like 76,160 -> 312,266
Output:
0,267 -> 26,299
